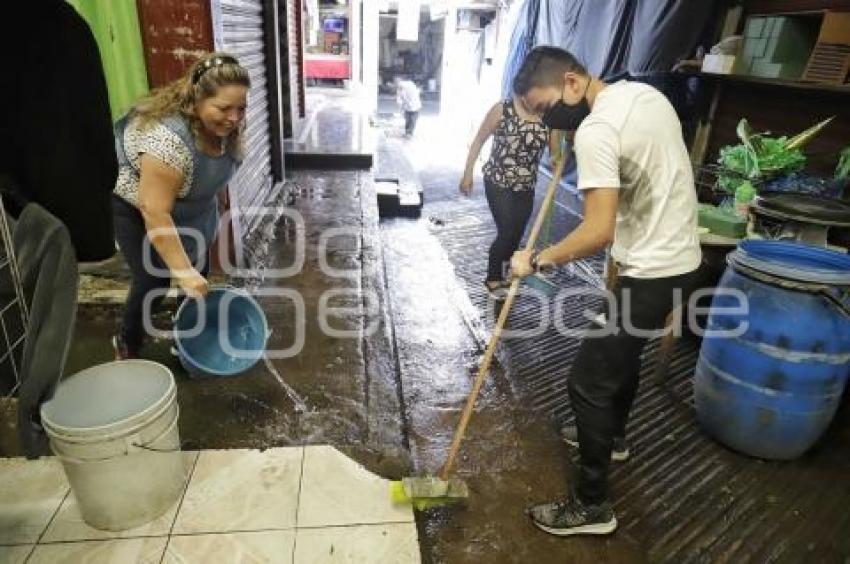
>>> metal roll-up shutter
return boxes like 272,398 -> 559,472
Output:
287,0 -> 306,119
218,0 -> 273,236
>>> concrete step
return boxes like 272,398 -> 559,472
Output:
375,178 -> 423,218
373,136 -> 424,218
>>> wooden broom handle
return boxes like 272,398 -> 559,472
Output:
439,155 -> 567,481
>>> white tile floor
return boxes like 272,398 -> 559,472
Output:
0,446 -> 420,564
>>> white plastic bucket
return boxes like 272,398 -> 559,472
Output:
40,360 -> 185,531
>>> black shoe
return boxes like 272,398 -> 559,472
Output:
527,495 -> 617,536
560,425 -> 630,462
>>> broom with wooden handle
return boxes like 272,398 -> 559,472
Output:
391,153 -> 567,507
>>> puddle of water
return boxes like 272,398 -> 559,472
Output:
298,410 -> 365,444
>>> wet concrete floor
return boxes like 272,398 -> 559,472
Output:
388,111 -> 850,563
380,215 -> 647,563
374,113 -> 649,563
0,105 -> 644,561
2,168 -> 409,482
7,97 -> 848,562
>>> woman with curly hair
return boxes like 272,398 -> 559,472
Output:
111,53 -> 250,359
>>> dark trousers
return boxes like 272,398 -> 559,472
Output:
404,111 -> 419,135
112,196 -> 207,352
484,179 -> 534,282
569,267 -> 703,505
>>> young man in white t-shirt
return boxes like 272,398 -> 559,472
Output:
510,46 -> 703,537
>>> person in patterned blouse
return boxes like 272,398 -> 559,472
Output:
460,96 -> 562,298
111,53 -> 250,359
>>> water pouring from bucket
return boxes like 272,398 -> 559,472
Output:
263,355 -> 308,413
173,287 -> 270,378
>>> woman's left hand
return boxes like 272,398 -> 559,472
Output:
511,249 -> 535,278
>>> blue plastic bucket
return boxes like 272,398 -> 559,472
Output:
173,287 -> 270,377
694,241 -> 850,459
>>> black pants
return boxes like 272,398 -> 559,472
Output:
484,179 -> 534,282
404,111 -> 419,135
112,196 -> 207,352
569,266 -> 704,505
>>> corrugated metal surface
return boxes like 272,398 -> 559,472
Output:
427,198 -> 850,563
287,0 -> 306,120
218,0 -> 274,235
278,0 -> 293,138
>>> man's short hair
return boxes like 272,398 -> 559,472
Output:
512,46 -> 588,96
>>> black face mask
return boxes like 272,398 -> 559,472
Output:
542,80 -> 591,131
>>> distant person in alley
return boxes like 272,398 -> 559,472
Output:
510,46 -> 702,536
395,76 -> 422,138
111,53 -> 250,360
459,96 -> 561,299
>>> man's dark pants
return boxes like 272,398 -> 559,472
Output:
569,266 -> 704,505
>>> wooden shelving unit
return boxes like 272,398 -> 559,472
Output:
691,0 -> 850,178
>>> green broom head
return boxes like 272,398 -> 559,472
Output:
389,476 -> 469,510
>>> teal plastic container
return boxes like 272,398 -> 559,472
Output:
173,288 -> 269,378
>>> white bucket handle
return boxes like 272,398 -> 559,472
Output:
53,406 -> 181,465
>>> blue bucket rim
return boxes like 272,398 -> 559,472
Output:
731,240 -> 850,286
173,287 -> 269,377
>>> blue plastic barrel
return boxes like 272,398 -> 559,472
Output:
173,288 -> 269,377
694,240 -> 850,460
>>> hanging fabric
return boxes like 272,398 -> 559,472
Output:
503,0 -> 717,85
1,1 -> 117,263
501,0 -> 540,98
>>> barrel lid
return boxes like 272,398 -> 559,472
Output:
730,240 -> 850,286
753,193 -> 850,227
41,360 -> 175,437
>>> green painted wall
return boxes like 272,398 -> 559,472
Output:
68,0 -> 149,121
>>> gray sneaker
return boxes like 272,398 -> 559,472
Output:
527,495 -> 617,536
560,425 -> 630,462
